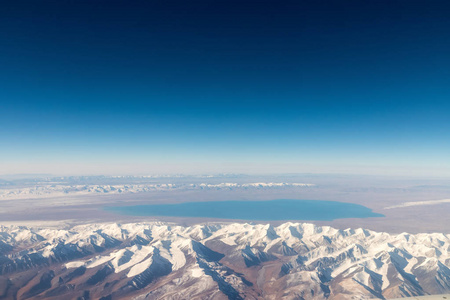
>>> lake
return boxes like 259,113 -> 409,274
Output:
105,199 -> 384,221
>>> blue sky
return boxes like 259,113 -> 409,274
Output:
1,0 -> 450,176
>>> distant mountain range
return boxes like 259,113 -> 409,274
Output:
0,182 -> 314,200
0,222 -> 449,299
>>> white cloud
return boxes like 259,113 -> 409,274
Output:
384,199 -> 450,209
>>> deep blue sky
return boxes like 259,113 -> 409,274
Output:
1,0 -> 450,175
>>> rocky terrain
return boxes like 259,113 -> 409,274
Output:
0,222 -> 449,299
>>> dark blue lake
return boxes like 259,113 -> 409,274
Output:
105,199 -> 384,221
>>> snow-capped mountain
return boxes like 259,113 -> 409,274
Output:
0,182 -> 314,200
0,222 -> 449,299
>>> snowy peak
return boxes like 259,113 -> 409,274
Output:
0,222 -> 449,299
0,182 -> 315,200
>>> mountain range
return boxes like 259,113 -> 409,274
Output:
0,183 -> 314,200
0,222 -> 449,299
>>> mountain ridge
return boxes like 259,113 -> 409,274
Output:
0,222 -> 449,299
